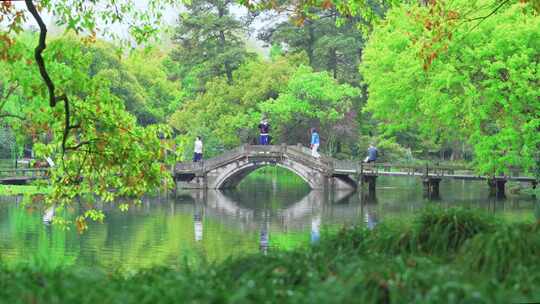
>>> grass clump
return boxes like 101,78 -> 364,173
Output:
320,206 -> 497,257
460,222 -> 540,280
412,207 -> 497,254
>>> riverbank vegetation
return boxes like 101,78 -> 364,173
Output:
1,207 -> 539,303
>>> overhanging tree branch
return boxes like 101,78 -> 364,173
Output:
0,113 -> 25,120
25,0 -> 78,155
24,0 -> 56,108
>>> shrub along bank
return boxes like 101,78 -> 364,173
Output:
0,207 -> 539,303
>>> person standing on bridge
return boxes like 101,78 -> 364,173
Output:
310,128 -> 320,158
364,143 -> 378,163
193,136 -> 203,162
258,118 -> 270,145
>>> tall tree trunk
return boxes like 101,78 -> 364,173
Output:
330,9 -> 338,79
306,20 -> 315,66
218,5 -> 233,84
329,47 -> 337,79
220,29 -> 233,84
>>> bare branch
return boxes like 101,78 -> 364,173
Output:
463,0 -> 512,23
459,0 -> 512,40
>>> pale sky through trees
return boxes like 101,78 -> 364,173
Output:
7,0 -> 282,55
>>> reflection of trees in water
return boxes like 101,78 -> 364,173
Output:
228,168 -> 311,211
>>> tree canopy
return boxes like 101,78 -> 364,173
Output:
168,0 -> 254,88
361,0 -> 540,175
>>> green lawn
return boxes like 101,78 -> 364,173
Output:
0,184 -> 51,195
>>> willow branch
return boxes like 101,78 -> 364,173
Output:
0,113 -> 25,120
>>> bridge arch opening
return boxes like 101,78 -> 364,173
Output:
216,163 -> 316,190
237,166 -> 310,190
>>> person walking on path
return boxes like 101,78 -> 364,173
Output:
258,118 -> 270,145
364,143 -> 378,163
193,136 -> 203,162
310,128 -> 320,158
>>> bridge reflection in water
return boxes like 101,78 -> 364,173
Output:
172,175 -> 538,254
180,188 -> 381,253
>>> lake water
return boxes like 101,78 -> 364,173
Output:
0,169 -> 538,269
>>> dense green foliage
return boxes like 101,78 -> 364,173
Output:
361,0 -> 540,175
259,8 -> 364,85
0,34 -> 173,229
168,54 -> 359,158
89,43 -> 182,125
1,207 -> 539,303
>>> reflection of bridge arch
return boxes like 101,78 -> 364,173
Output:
186,189 -> 355,226
206,190 -> 254,220
184,189 -> 358,248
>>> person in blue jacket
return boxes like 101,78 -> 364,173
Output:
258,118 -> 270,145
310,128 -> 320,158
364,143 -> 378,163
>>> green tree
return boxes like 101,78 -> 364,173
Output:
1,33 -> 173,229
169,55 -> 302,159
259,65 -> 360,154
361,0 -> 540,175
88,43 -> 183,125
168,0 -> 253,88
259,8 -> 364,85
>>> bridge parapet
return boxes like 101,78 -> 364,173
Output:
0,168 -> 49,185
0,168 -> 49,178
175,144 -> 334,174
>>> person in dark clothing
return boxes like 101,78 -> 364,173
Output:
364,143 -> 378,163
258,118 -> 270,145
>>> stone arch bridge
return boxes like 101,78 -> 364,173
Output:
174,144 -> 537,198
174,144 -> 359,190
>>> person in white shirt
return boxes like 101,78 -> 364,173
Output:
193,136 -> 203,162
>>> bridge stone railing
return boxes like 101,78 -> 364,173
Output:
284,145 -> 333,172
175,144 -> 340,174
175,146 -> 244,173
332,159 -> 359,173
